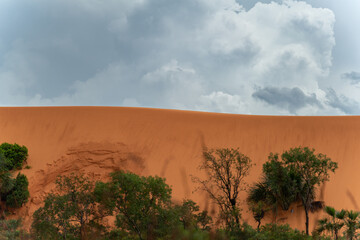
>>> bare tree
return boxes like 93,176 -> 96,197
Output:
193,148 -> 252,230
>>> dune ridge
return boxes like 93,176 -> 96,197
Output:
1,106 -> 360,231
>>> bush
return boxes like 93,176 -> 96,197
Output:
173,199 -> 212,231
0,143 -> 28,171
0,143 -> 30,215
0,219 -> 31,240
5,173 -> 29,208
95,171 -> 174,239
32,174 -> 103,240
249,223 -> 311,240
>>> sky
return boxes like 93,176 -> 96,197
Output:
0,0 -> 359,115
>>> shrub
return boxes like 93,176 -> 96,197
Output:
32,174 -> 104,240
0,219 -> 31,240
0,143 -> 28,170
95,171 -> 174,240
173,199 -> 212,231
250,223 -> 311,240
0,143 -> 30,215
5,173 -> 30,208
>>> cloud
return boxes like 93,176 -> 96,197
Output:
0,0 -> 345,115
197,91 -> 249,114
325,88 -> 360,114
342,71 -> 360,84
252,87 -> 321,114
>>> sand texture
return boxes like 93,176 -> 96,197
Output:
0,106 -> 359,231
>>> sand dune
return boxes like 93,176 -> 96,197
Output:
0,106 -> 359,231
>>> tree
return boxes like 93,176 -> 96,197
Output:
32,174 -> 104,240
316,206 -> 346,240
0,219 -> 31,240
173,199 -> 212,231
248,201 -> 266,231
281,147 -> 338,235
0,143 -> 28,170
193,148 -> 252,231
94,170 -> 174,240
250,223 -> 311,240
343,210 -> 360,240
247,154 -> 299,223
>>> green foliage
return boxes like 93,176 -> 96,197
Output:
194,148 -> 252,230
5,173 -> 29,208
315,207 -> 360,240
173,199 -> 212,231
343,210 -> 360,240
262,153 -> 299,211
95,170 -> 174,240
316,206 -> 346,239
32,170 -> 214,239
248,201 -> 266,231
169,227 -> 229,240
249,223 -> 311,240
26,145 -> 339,240
0,143 -> 28,171
0,143 -> 30,213
32,173 -> 104,240
0,219 -> 31,240
0,172 -> 15,197
281,147 -> 338,235
248,153 -> 299,223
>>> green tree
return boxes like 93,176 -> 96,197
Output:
0,172 -> 14,210
0,219 -> 31,240
316,206 -> 346,240
343,210 -> 360,240
0,143 -> 28,170
173,199 -> 212,231
193,148 -> 252,231
248,201 -> 267,231
0,147 -> 29,217
281,147 -> 338,235
5,173 -> 29,208
32,174 -> 104,240
250,223 -> 312,240
94,170 -> 174,240
247,153 -> 299,223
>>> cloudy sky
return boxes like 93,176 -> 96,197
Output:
0,0 -> 359,115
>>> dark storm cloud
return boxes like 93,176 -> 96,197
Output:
252,87 -> 321,114
341,71 -> 360,84
0,0 -> 120,98
326,88 -> 360,114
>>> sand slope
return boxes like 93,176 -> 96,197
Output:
0,107 -> 360,231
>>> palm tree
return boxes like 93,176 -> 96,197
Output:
247,154 -> 299,222
344,210 -> 360,240
316,206 -> 345,240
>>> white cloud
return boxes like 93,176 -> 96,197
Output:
197,91 -> 249,114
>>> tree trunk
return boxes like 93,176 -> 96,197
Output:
334,228 -> 338,240
305,207 -> 309,235
257,221 -> 261,232
80,223 -> 88,240
233,206 -> 239,226
230,198 -> 239,226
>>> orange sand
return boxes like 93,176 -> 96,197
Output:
0,106 -> 359,231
